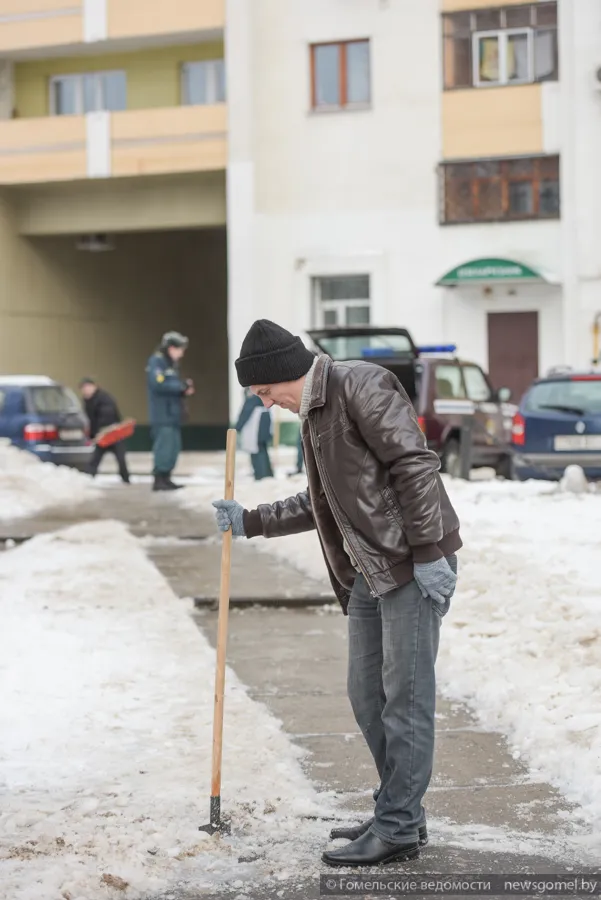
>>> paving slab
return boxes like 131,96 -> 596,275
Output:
190,607 -> 582,878
0,484 -> 214,540
147,535 -> 332,603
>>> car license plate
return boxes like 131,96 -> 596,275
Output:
554,435 -> 601,451
59,429 -> 84,441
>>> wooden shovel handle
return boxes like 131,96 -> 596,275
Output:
210,428 -> 237,798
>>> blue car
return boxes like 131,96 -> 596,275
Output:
0,376 -> 94,470
511,370 -> 601,481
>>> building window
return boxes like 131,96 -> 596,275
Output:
312,275 -> 370,327
310,40 -> 370,110
182,60 -> 226,105
440,155 -> 560,224
50,71 -> 127,115
443,3 -> 558,89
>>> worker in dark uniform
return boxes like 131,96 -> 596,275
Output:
146,331 -> 194,491
79,377 -> 130,483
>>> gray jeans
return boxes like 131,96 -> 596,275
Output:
347,559 -> 456,845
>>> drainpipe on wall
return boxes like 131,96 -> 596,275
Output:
593,312 -> 601,364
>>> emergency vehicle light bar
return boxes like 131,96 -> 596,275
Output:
417,344 -> 457,355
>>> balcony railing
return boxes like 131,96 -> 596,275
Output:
0,1 -> 82,53
107,0 -> 224,41
0,0 -> 224,53
0,105 -> 227,185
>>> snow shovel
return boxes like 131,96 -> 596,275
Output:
200,428 -> 237,836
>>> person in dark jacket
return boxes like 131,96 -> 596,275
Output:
146,331 -> 194,492
287,428 -> 304,477
212,320 -> 461,868
236,388 -> 273,480
79,378 -> 130,483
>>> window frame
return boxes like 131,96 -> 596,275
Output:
461,364 -> 494,402
472,27 -> 534,87
181,59 -> 226,106
49,70 -> 127,116
440,155 -> 560,225
434,362 -> 468,401
442,3 -> 558,90
311,274 -> 371,328
310,39 -> 371,112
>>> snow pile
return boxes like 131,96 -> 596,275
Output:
0,444 -> 99,521
559,463 -> 590,494
182,467 -> 601,846
0,521 -> 331,900
438,477 -> 601,849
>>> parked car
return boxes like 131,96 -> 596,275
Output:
0,375 -> 93,470
307,327 -> 514,477
511,369 -> 601,481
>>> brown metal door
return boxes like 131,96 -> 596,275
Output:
487,311 -> 539,403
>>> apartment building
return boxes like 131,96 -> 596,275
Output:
228,0 -> 601,423
0,0 -> 228,447
1,1 -> 600,442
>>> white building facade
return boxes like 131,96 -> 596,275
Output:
226,0 -> 601,421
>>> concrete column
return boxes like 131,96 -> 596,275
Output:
0,62 -> 14,120
84,0 -> 107,43
86,112 -> 111,178
226,0 -> 256,423
559,0 -> 601,366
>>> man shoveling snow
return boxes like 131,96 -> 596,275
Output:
213,319 -> 462,867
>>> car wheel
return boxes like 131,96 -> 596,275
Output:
441,438 -> 462,478
495,455 -> 514,480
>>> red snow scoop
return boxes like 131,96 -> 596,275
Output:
200,428 -> 237,836
94,418 -> 136,448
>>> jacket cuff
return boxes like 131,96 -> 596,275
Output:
243,508 -> 263,539
411,543 -> 444,564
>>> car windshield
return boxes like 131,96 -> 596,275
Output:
29,386 -> 81,414
315,333 -> 414,361
525,379 -> 601,415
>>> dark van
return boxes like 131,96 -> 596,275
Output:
307,326 -> 515,478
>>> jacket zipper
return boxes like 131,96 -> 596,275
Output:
310,421 -> 380,598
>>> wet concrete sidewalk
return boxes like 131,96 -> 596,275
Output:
189,607 -> 582,891
3,482 -> 588,898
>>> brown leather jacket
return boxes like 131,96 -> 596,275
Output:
244,355 -> 462,613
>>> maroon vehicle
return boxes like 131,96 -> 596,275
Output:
307,326 -> 514,478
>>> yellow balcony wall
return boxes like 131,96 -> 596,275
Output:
111,105 -> 227,177
107,0 -> 224,40
0,0 -> 82,53
0,105 -> 226,185
14,42 -> 224,119
0,116 -> 86,184
442,0 -> 531,9
442,85 -> 543,159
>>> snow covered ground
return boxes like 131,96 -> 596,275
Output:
181,458 -> 601,856
0,521 -> 333,900
0,444 -> 99,521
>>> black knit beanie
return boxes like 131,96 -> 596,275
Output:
235,320 -> 315,387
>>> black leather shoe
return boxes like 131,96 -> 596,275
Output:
165,479 -> 184,490
330,818 -> 428,847
322,830 -> 419,867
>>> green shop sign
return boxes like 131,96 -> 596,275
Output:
437,257 -> 546,286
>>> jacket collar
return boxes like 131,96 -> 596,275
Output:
308,354 -> 332,412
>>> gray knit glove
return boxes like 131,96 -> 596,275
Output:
212,500 -> 246,536
414,557 -> 457,604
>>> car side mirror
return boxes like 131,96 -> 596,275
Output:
497,387 -> 512,403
